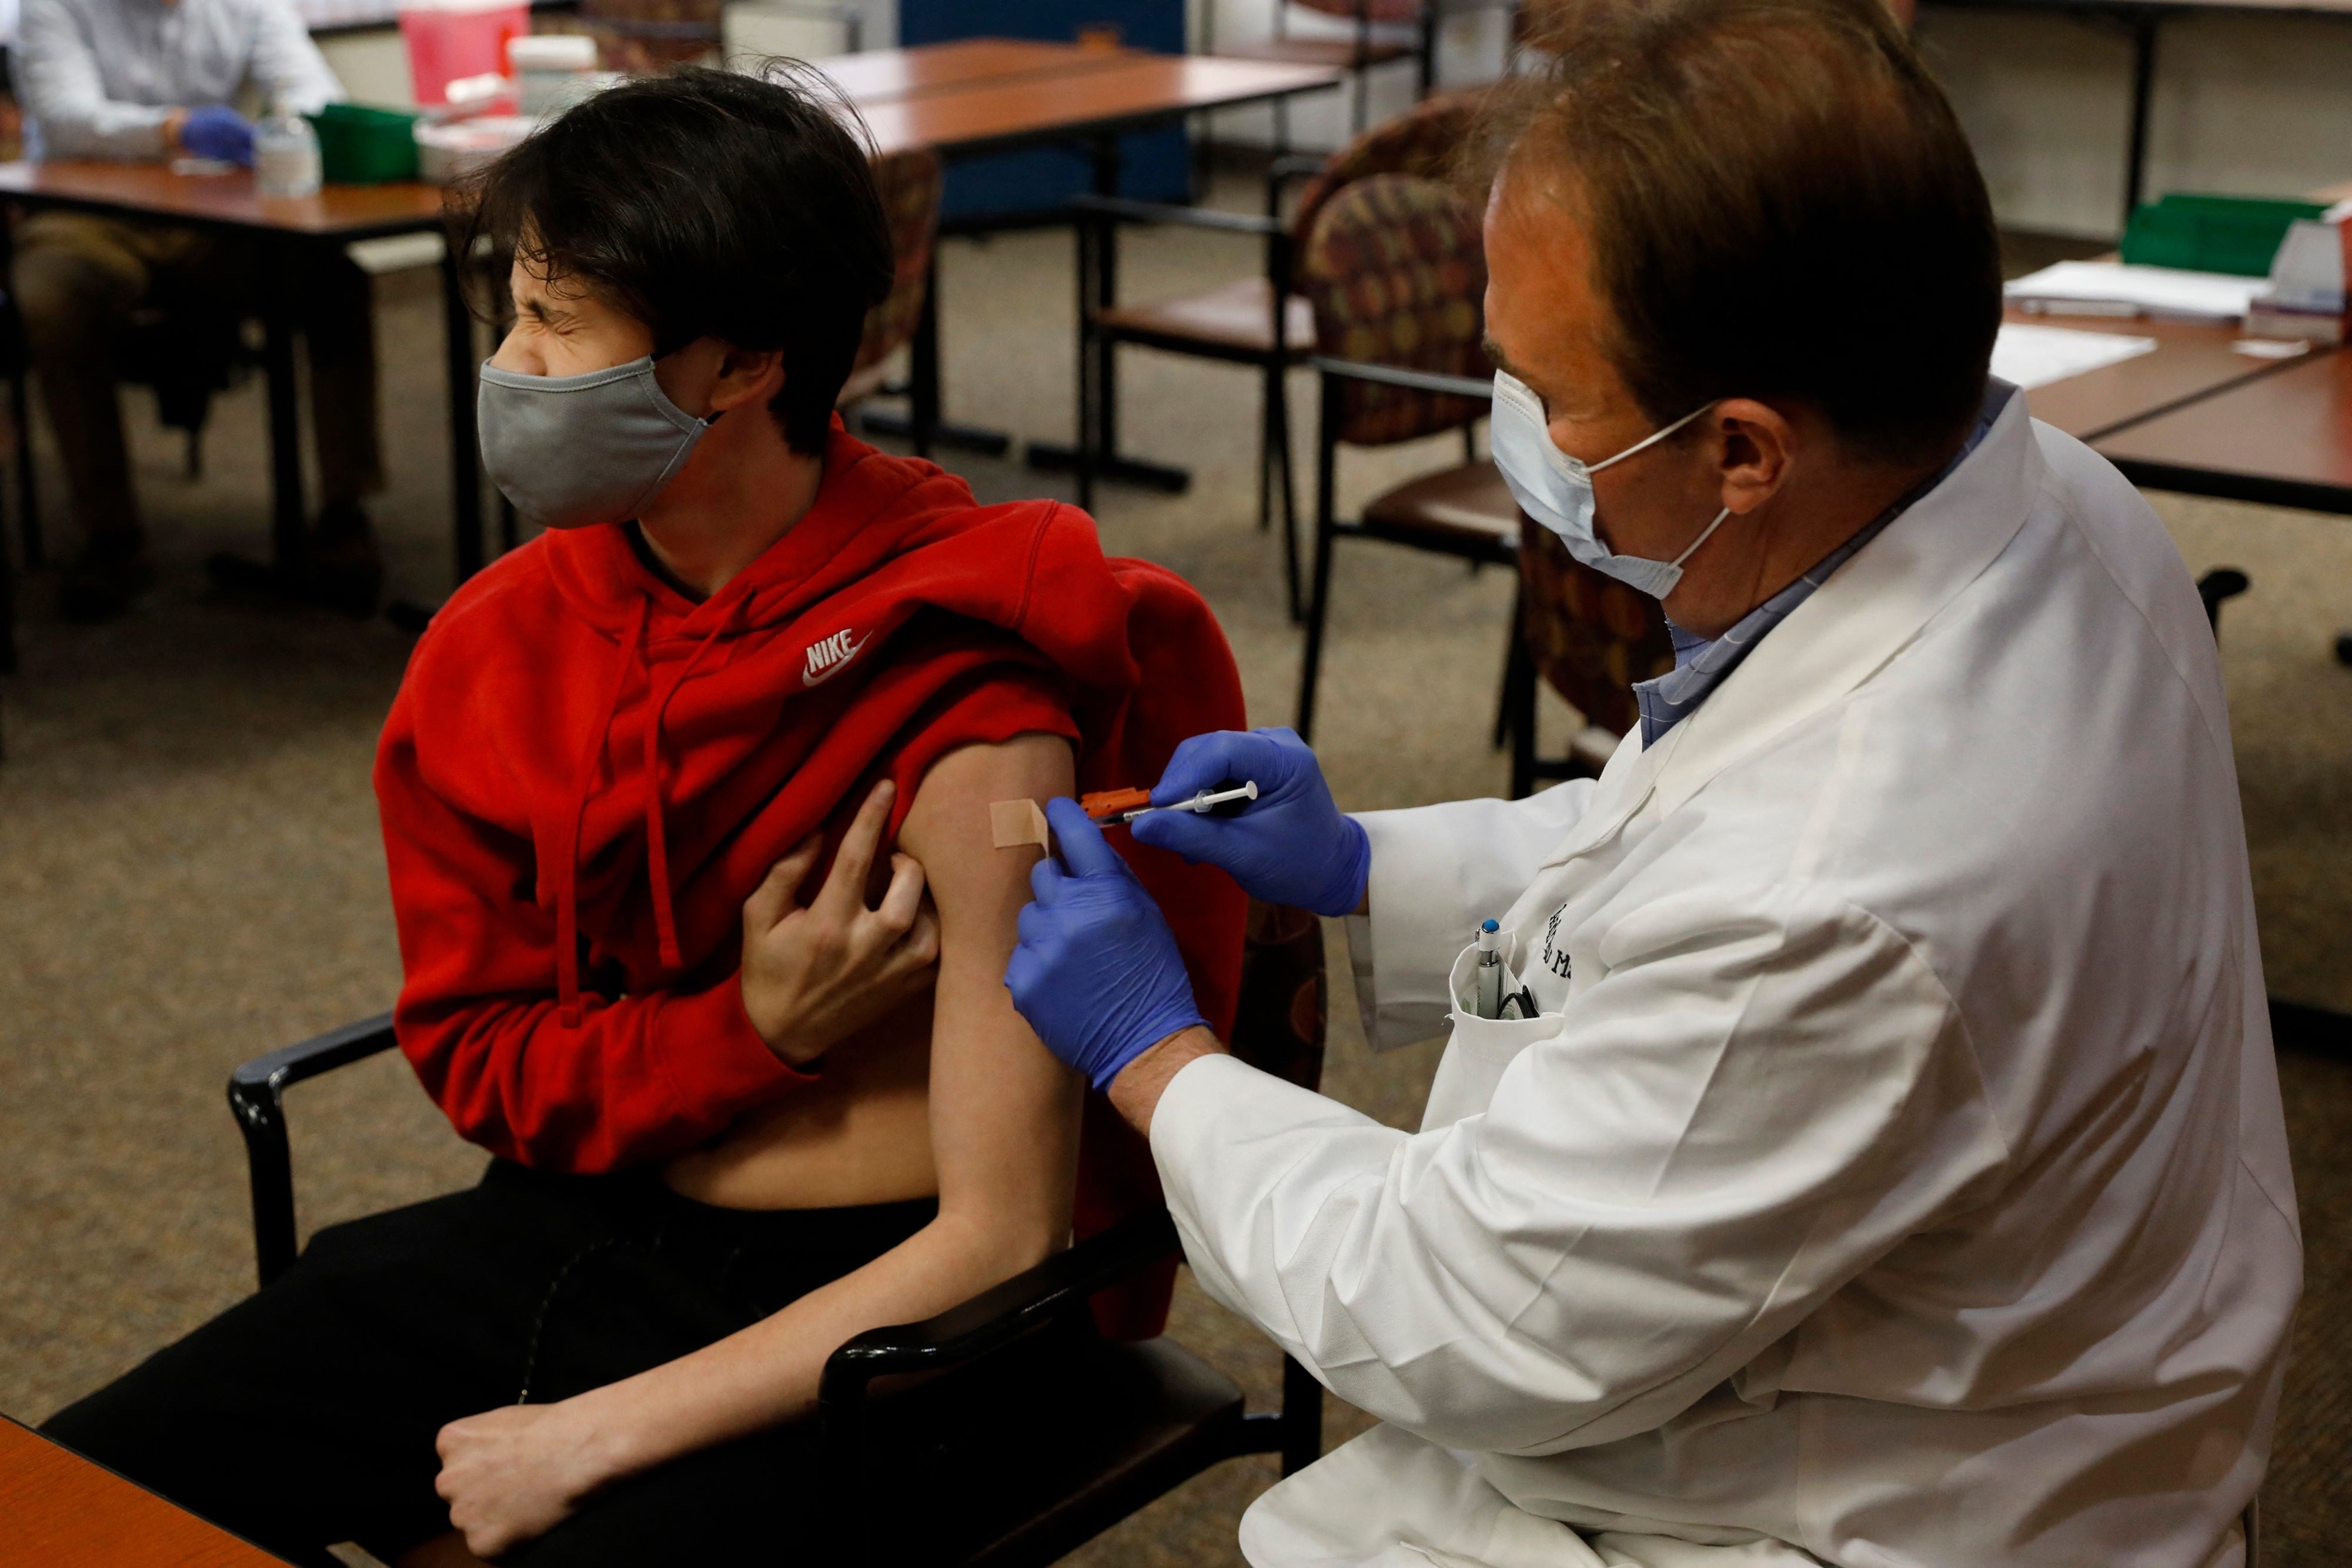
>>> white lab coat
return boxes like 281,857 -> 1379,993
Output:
1149,393 -> 2302,1568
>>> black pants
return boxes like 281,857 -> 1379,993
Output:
41,1161 -> 936,1567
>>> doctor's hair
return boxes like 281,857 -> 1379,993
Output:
453,61 -> 894,456
1477,0 -> 2000,466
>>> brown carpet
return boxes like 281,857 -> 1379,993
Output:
1,190 -> 2347,1566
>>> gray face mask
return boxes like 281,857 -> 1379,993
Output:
477,355 -> 714,530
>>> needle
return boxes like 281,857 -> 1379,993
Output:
1115,780 -> 1259,823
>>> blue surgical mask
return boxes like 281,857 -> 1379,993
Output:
1489,368 -> 1730,599
478,355 -> 714,529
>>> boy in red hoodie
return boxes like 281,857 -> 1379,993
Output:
43,66 -> 1244,1568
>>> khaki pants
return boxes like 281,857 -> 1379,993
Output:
10,211 -> 384,546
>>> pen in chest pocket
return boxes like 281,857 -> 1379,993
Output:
1472,920 -> 1541,1020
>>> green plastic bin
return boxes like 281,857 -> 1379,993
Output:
307,103 -> 422,185
2120,193 -> 2329,278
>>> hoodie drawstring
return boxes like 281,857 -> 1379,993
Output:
556,595 -> 649,1027
640,607 -> 734,971
553,594 -> 738,1027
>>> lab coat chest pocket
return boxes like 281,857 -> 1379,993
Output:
1421,938 -> 1565,1134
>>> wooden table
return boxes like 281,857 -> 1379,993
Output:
0,162 -> 482,581
2007,306 -> 2322,440
2029,180 -> 2352,511
824,40 -> 1339,459
0,44 -> 1336,589
855,49 -> 1340,162
0,1415 -> 292,1566
820,36 -> 1144,103
2092,342 -> 2352,511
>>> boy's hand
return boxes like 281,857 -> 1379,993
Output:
739,780 -> 940,1066
435,1399 -> 612,1559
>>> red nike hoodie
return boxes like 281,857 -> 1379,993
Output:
375,418 -> 1244,1333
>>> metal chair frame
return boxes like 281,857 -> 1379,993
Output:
226,1012 -> 1324,1566
1072,178 -> 1309,618
1295,356 -> 1515,743
1264,0 -> 1442,148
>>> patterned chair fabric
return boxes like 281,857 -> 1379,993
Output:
573,0 -> 719,72
1301,173 -> 1491,448
1518,519 -> 1675,738
1291,90 -> 1485,253
852,146 -> 945,384
1227,900 -> 1328,1094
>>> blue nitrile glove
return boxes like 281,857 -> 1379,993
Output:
1005,798 -> 1208,1091
1128,726 -> 1370,917
179,105 -> 256,166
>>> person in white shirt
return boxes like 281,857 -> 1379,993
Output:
12,0 -> 383,619
1002,0 -> 2303,1562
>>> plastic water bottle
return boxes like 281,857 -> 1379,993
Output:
255,108 -> 323,199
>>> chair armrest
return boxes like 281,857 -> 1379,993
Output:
1268,153 -> 1326,188
814,1208 -> 1181,1546
226,1012 -> 398,1288
230,1012 -> 399,1101
1312,356 -> 1495,402
1068,192 -> 1285,238
1266,152 -> 1327,220
819,1209 -> 1180,1405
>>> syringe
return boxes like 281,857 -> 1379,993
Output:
1080,780 -> 1260,824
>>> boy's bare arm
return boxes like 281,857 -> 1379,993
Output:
427,734 -> 1081,1560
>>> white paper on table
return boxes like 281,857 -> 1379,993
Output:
2003,262 -> 2264,322
1990,322 -> 2159,390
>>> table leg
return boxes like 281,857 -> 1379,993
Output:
1094,134 -> 1121,464
261,240 -> 306,570
2122,8 -> 2159,228
442,237 -> 484,583
911,258 -> 941,456
854,254 -> 1012,457
1025,132 -> 1192,494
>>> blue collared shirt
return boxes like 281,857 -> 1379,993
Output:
1632,381 -> 2014,748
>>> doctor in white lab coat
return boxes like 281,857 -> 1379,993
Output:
1003,1 -> 2302,1563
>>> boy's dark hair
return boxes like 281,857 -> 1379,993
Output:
457,63 -> 895,456
1478,0 -> 2001,465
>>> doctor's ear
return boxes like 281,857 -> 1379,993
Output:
1709,398 -> 1796,515
705,344 -> 786,414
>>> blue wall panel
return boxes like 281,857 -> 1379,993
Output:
897,0 -> 1192,225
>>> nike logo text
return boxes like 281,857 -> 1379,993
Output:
802,628 -> 870,687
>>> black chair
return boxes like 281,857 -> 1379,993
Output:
1502,521 -> 1675,798
117,298 -> 248,483
226,900 -> 1333,1565
2196,567 -> 2247,635
1288,174 -> 1514,743
1067,92 -> 1484,624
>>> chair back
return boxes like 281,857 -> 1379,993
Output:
1518,519 -> 1675,738
1291,89 -> 1484,250
575,0 -> 717,72
1301,173 -> 1489,447
1290,0 -> 1426,22
846,146 -> 944,397
1228,900 -> 1328,1092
